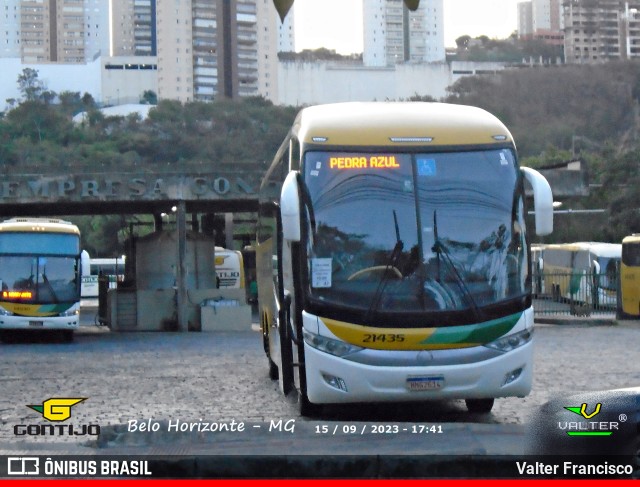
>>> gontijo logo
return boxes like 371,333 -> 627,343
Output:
14,397 -> 100,436
559,402 -> 624,436
27,398 -> 86,422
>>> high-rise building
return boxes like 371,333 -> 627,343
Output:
6,0 -> 109,63
533,0 -> 563,31
277,2 -> 294,53
84,0 -> 110,60
518,0 -> 563,46
156,0 -> 279,103
110,0 -> 135,56
563,0 -> 640,63
1,1 -> 21,58
111,0 -> 156,57
257,0 -> 279,101
518,1 -> 534,38
363,0 -> 445,66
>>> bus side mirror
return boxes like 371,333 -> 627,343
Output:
280,171 -> 301,242
522,167 -> 553,236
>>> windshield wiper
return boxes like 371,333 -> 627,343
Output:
365,210 -> 403,321
432,210 -> 483,321
41,271 -> 59,304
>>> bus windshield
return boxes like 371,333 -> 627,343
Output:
0,232 -> 80,304
303,149 -> 528,325
0,255 -> 79,304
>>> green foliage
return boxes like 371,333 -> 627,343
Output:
445,61 -> 639,158
1,73 -> 299,253
140,90 -> 157,105
451,35 -> 563,63
17,68 -> 45,101
445,61 -> 640,243
278,48 -> 362,61
598,149 -> 640,241
74,215 -> 125,257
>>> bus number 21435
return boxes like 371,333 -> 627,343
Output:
362,334 -> 405,343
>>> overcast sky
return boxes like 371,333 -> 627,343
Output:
293,0 -> 520,53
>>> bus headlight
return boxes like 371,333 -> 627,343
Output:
60,307 -> 79,317
484,328 -> 533,353
303,329 -> 363,357
0,307 -> 13,316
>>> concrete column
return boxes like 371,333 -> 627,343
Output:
176,201 -> 188,331
225,212 -> 234,249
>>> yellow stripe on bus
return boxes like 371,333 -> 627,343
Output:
319,316 -> 470,351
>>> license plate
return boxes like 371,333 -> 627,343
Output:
407,376 -> 444,391
28,321 -> 44,327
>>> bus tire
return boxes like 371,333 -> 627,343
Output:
0,330 -> 15,343
268,358 -> 278,380
298,389 -> 322,417
465,398 -> 494,413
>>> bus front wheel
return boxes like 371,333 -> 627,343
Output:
268,358 -> 278,380
298,388 -> 322,417
465,398 -> 494,413
61,330 -> 74,343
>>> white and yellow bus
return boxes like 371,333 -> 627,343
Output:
0,218 -> 82,341
536,242 -> 620,308
620,234 -> 640,318
256,102 -> 553,415
214,247 -> 245,289
80,252 -> 126,298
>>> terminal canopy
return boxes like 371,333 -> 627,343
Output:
273,0 -> 420,22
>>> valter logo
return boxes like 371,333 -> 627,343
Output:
27,398 -> 86,422
559,402 -> 620,437
14,397 -> 100,437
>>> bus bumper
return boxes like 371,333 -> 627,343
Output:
304,340 -> 533,404
0,315 -> 79,331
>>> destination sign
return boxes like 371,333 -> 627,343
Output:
329,155 -> 400,170
3,290 -> 33,299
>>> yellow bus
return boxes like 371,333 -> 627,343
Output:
0,218 -> 82,341
620,234 -> 640,318
256,102 -> 553,415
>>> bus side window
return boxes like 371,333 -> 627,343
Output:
259,172 -> 285,286
258,203 -> 278,282
289,137 -> 301,171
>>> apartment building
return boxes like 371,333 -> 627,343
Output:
19,0 -> 108,63
84,0 -> 110,59
277,1 -> 294,53
518,0 -> 564,45
155,0 -> 278,103
2,0 -> 110,63
111,0 -> 156,57
1,1 -> 21,58
564,0 -> 640,63
363,0 -> 445,66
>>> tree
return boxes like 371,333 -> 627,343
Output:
59,91 -> 84,117
17,68 -> 45,101
141,90 -> 157,105
455,35 -> 471,49
600,149 -> 640,241
82,92 -> 97,108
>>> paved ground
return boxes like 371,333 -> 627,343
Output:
0,310 -> 638,477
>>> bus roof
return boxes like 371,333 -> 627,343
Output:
542,242 -> 621,258
293,102 -> 514,148
622,234 -> 640,244
0,217 -> 80,235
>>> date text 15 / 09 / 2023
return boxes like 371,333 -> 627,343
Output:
315,424 -> 444,435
